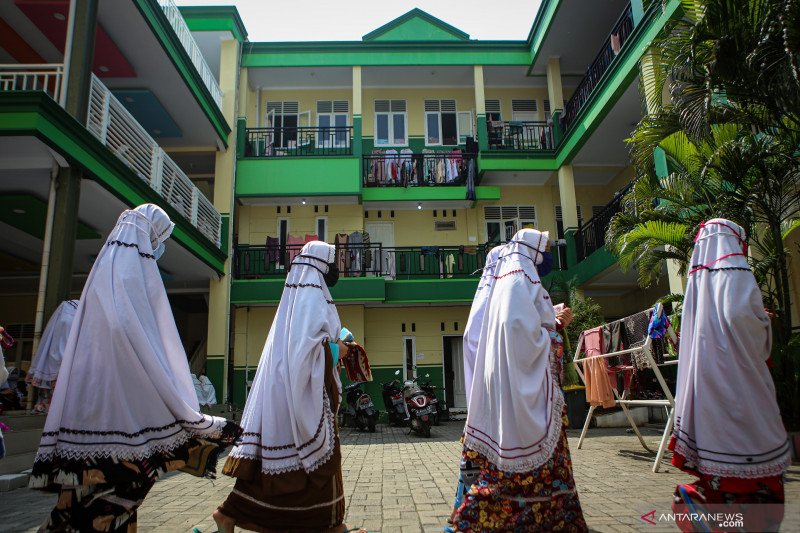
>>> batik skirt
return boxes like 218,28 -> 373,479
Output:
30,421 -> 241,533
450,409 -> 587,533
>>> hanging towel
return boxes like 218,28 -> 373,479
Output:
343,343 -> 372,383
266,236 -> 280,264
580,327 -> 616,408
304,234 -> 317,244
287,235 -> 304,264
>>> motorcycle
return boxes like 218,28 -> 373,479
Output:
381,373 -> 408,427
419,373 -> 441,426
402,377 -> 433,438
342,382 -> 378,432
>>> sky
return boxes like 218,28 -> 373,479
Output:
173,0 -> 542,42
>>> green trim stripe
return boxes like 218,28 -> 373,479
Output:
178,6 -> 248,42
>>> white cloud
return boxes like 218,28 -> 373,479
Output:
174,0 -> 541,42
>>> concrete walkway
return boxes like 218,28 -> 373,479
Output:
2,422 -> 798,532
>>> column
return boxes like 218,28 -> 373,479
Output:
546,57 -> 565,145
558,164 -> 580,268
207,39 -> 241,403
42,0 -> 98,322
473,65 -> 487,152
352,66 -> 362,158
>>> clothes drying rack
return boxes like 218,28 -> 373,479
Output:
572,310 -> 677,473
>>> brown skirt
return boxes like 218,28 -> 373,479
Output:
217,341 -> 345,532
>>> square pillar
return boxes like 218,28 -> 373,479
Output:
353,66 -> 362,158
474,65 -> 488,152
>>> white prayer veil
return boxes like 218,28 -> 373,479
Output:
32,204 -> 226,468
27,300 -> 79,385
464,229 -> 562,472
229,241 -> 342,475
673,218 -> 791,478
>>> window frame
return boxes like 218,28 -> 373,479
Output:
374,100 -> 408,147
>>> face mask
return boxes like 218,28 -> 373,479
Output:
154,242 -> 165,261
323,262 -> 340,287
537,251 -> 553,277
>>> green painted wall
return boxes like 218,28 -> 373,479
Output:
206,357 -> 225,404
362,186 -> 499,203
371,18 -> 465,42
384,279 -> 477,303
236,157 -> 361,197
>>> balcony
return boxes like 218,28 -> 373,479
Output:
573,184 -> 630,262
0,64 -> 63,102
362,151 -> 476,188
486,121 -> 554,151
85,75 -> 221,245
157,0 -> 223,108
244,126 -> 353,157
560,3 -> 635,132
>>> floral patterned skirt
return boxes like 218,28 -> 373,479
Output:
450,409 -> 587,532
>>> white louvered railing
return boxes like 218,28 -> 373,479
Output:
0,64 -> 63,101
157,0 -> 223,108
87,75 -> 221,246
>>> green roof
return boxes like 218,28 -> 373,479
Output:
363,8 -> 470,42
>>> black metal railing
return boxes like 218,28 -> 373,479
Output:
561,3 -> 635,132
234,241 -> 568,280
244,126 -> 353,157
486,121 -> 554,150
574,184 -> 631,262
362,151 -> 477,187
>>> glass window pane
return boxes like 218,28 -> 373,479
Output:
486,222 -> 501,244
376,114 -> 389,145
442,113 -> 458,145
334,114 -> 347,145
392,114 -> 405,144
426,113 -> 440,144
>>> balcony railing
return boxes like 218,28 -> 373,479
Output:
244,126 -> 353,157
157,0 -> 223,108
234,241 -> 567,280
574,184 -> 632,262
561,3 -> 635,132
486,121 -> 554,151
87,75 -> 221,246
0,64 -> 63,101
362,151 -> 476,187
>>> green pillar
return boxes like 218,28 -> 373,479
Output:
565,229 -> 578,270
44,0 -> 98,321
353,115 -> 363,158
551,110 -> 564,147
476,114 -> 488,152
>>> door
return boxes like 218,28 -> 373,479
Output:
364,222 -> 395,277
450,337 -> 467,408
402,336 -> 416,382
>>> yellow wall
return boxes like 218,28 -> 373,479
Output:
363,306 -> 470,367
557,165 -> 635,224
238,204 -> 364,245
387,209 -> 471,247
476,185 -> 559,241
362,88 -> 476,138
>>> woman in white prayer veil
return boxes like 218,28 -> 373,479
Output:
27,299 -> 79,414
214,241 -> 365,533
669,219 -> 791,532
29,204 -> 242,533
450,229 -> 586,532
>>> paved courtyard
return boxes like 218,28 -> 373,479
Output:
1,421 -> 798,532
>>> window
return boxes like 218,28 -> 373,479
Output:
544,100 -> 552,123
317,100 -> 349,148
277,218 -> 289,267
484,206 -> 537,243
485,99 -> 502,122
458,111 -> 473,143
555,205 -> 584,238
315,217 -> 328,241
425,99 -> 459,146
512,99 -> 538,122
267,101 -> 299,148
375,100 -> 407,146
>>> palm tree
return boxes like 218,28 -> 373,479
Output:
608,0 -> 800,426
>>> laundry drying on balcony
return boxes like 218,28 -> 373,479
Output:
362,149 -> 475,187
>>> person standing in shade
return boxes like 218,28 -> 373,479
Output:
213,241 -> 365,533
29,204 -> 241,532
669,219 -> 791,532
450,228 -> 586,532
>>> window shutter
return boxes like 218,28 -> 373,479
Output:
391,100 -> 406,112
424,100 -> 440,112
518,206 -> 536,220
333,100 -> 349,113
317,101 -> 333,113
485,99 -> 501,114
512,99 -> 537,112
267,101 -> 283,113
484,206 -> 501,220
555,205 -> 563,220
440,99 -> 456,112
544,100 -> 551,113
282,101 -> 299,114
501,206 -> 518,219
375,100 -> 390,112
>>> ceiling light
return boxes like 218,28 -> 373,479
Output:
153,129 -> 162,135
98,65 -> 109,73
302,199 -> 306,205
12,208 -> 26,214
125,96 -> 135,103
53,13 -> 66,21
417,202 -> 422,210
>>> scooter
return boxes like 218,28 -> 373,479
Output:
419,374 -> 441,426
343,382 -> 378,432
381,374 -> 408,427
402,377 -> 433,438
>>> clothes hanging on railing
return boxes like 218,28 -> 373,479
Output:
382,250 -> 395,279
304,234 -> 317,244
610,33 -> 622,54
399,148 -> 414,186
265,236 -> 280,265
334,233 -> 349,273
466,157 -> 476,200
362,232 -> 372,269
287,235 -> 304,264
579,327 -> 616,408
348,231 -> 363,276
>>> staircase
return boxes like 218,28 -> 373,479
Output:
0,411 -> 45,490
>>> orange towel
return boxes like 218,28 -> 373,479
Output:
581,327 -> 616,408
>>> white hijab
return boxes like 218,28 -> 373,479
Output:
673,218 -> 791,478
464,229 -> 562,473
463,245 -> 504,405
33,204 -> 227,466
229,241 -> 342,475
27,300 -> 79,385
